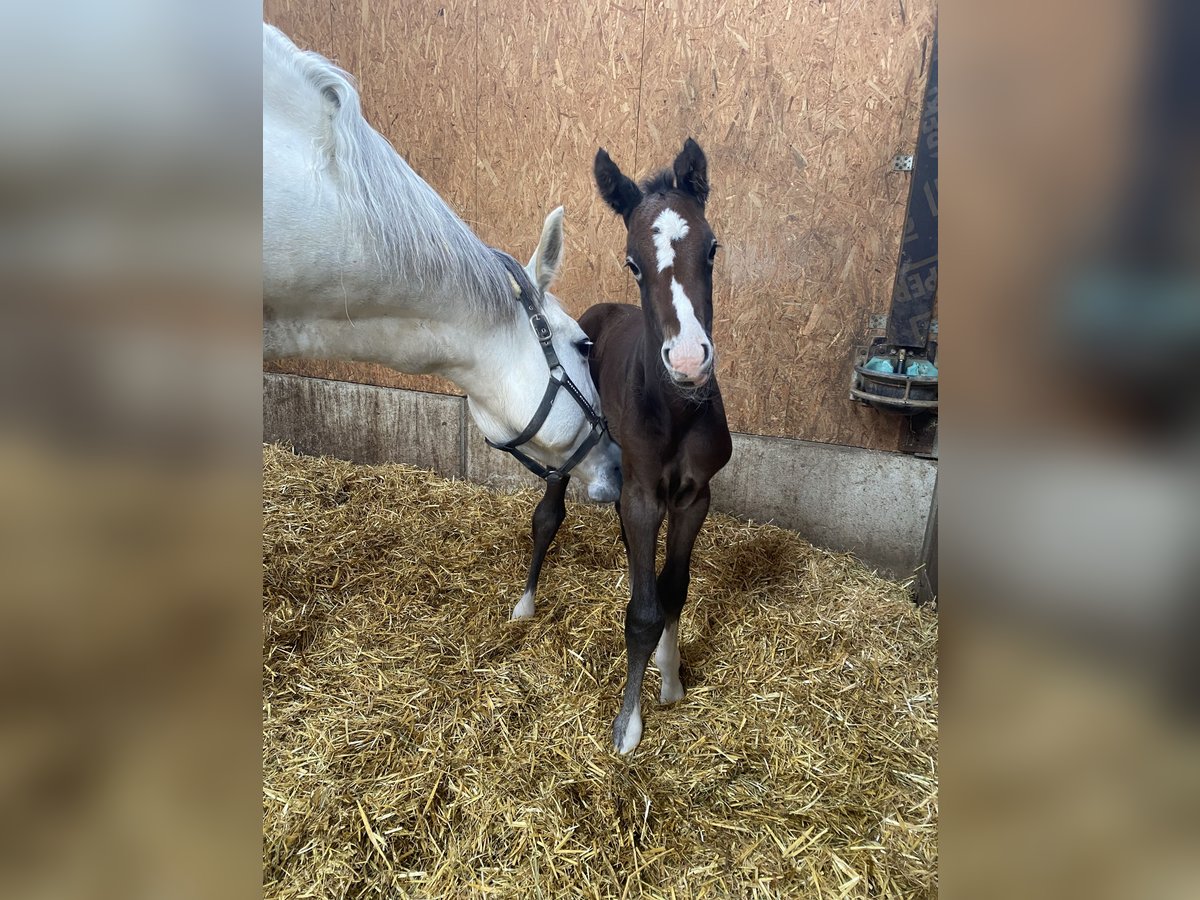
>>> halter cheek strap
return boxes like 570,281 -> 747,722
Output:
484,251 -> 609,483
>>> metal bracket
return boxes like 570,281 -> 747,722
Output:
891,154 -> 913,172
868,314 -> 937,335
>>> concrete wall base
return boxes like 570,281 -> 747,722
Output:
265,374 -> 936,578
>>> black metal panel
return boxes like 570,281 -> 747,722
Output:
916,477 -> 938,607
887,28 -> 938,350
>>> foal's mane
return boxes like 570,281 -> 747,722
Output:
640,169 -> 677,196
265,25 -> 513,320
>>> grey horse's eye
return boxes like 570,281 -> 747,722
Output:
574,338 -> 593,356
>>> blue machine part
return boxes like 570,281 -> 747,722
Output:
905,359 -> 938,378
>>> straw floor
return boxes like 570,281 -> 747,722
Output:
263,444 -> 937,898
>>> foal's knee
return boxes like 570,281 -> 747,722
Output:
624,601 -> 665,655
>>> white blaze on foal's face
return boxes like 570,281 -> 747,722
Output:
652,207 -> 688,272
649,205 -> 713,385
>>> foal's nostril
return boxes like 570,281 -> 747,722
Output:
661,345 -> 672,368
700,344 -> 711,364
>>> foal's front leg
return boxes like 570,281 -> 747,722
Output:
655,484 -> 711,705
612,484 -> 665,754
512,475 -> 569,619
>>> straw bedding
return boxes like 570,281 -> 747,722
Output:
263,444 -> 938,898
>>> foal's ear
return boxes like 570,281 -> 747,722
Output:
527,205 -> 565,292
673,137 -> 709,206
594,148 -> 642,221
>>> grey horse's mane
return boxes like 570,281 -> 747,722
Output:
265,25 -> 514,320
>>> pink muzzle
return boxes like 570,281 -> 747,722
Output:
664,341 -> 712,383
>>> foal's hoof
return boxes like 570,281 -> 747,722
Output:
659,680 -> 686,706
612,707 -> 643,755
510,590 -> 535,620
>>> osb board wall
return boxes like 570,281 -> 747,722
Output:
263,0 -> 936,450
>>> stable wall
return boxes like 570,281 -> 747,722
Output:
263,0 -> 937,452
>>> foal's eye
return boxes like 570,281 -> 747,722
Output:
574,338 -> 593,356
625,256 -> 642,282
707,241 -> 720,264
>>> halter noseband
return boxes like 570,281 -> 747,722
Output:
484,251 -> 609,483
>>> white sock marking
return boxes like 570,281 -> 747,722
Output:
616,699 -> 643,755
656,621 -> 684,704
511,589 -> 535,620
652,208 -> 689,273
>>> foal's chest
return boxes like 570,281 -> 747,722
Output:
636,414 -> 727,504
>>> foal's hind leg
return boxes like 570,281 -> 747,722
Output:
512,476 -> 569,619
655,485 -> 711,705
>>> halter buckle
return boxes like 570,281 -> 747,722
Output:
529,313 -> 553,345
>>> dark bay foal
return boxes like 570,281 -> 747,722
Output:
514,139 -> 732,754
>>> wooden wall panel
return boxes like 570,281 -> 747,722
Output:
803,0 -> 937,447
263,1 -> 937,450
632,0 -> 931,447
634,0 -> 840,441
326,0 -> 477,220
472,1 -> 644,316
263,0 -> 330,60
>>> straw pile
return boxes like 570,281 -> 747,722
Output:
263,444 -> 938,898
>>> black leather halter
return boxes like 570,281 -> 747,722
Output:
484,251 -> 609,483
